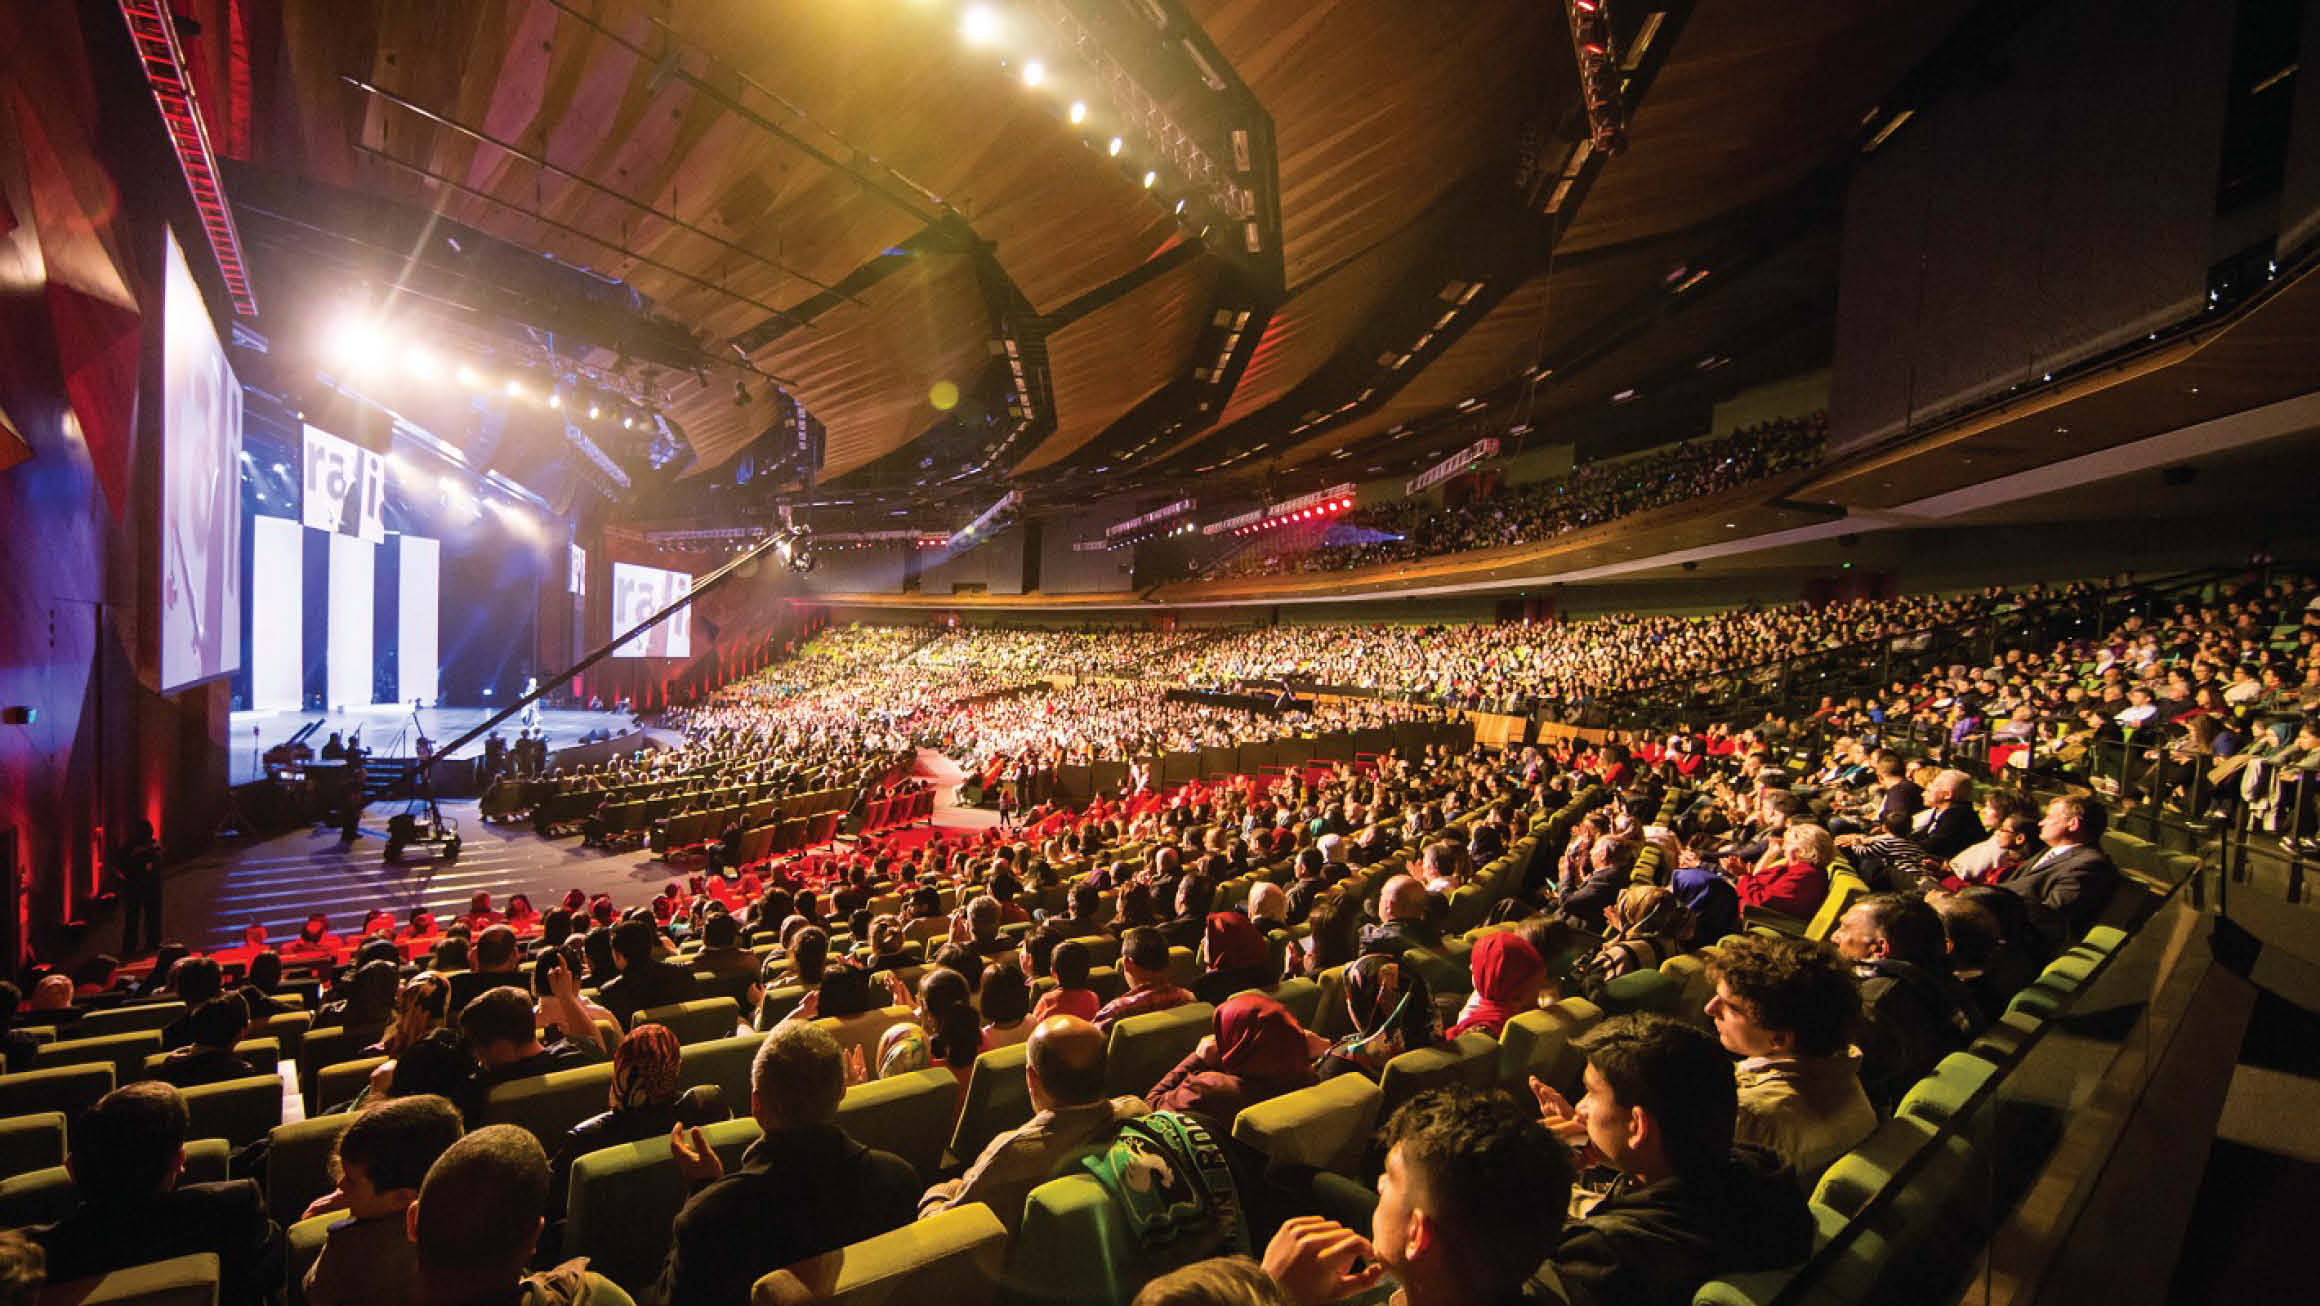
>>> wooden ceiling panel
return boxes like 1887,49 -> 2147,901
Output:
1184,0 -> 1559,290
1016,256 -> 1222,473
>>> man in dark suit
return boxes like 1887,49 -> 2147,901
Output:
2002,794 -> 2120,949
34,1083 -> 283,1306
596,918 -> 696,1028
1913,770 -> 1987,864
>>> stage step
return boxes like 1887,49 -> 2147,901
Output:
363,757 -> 421,801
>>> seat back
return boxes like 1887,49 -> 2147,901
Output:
35,1252 -> 220,1306
634,996 -> 741,1044
1255,978 -> 1320,1029
142,1037 -> 282,1080
949,1043 -> 1032,1166
1593,967 -> 1682,1018
752,1202 -> 1007,1306
1102,1002 -> 1214,1099
32,1032 -> 162,1086
1496,999 -> 1602,1098
0,1110 -> 67,1181
295,1024 -> 385,1112
1377,1032 -> 1499,1117
266,1114 -> 354,1222
314,1056 -> 386,1114
1803,873 -> 1870,943
835,1067 -> 960,1183
1163,948 -> 1201,993
285,1214 -> 332,1305
567,1117 -> 763,1302
1308,966 -> 1351,1040
678,1032 -> 767,1110
813,1007 -> 915,1067
479,1062 -> 617,1149
177,1074 -> 284,1148
70,1002 -> 186,1040
1229,1074 -> 1384,1176
0,1063 -> 116,1123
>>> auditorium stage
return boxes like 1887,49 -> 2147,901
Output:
226,705 -> 656,785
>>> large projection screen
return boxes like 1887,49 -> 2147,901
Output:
327,533 -> 376,710
611,562 -> 692,658
159,229 -> 243,692
248,515 -> 303,711
397,535 -> 440,706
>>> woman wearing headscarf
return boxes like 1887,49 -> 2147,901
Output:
1145,992 -> 1325,1123
548,1023 -> 728,1237
1191,912 -> 1275,1006
1314,952 -> 1444,1081
1447,932 -> 1549,1039
1585,885 -> 1693,983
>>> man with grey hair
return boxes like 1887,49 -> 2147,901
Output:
658,1024 -> 918,1306
1912,769 -> 1985,863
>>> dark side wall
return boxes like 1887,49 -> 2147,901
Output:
1,1 -> 235,965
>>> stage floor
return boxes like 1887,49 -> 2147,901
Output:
226,706 -> 651,785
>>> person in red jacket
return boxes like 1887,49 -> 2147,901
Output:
1734,824 -> 1834,922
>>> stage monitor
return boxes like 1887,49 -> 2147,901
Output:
160,229 -> 244,694
611,562 -> 692,659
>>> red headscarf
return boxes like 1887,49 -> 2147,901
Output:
1203,911 -> 1269,974
1213,992 -> 1315,1081
1449,932 -> 1547,1039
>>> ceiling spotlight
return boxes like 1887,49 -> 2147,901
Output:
402,346 -> 440,380
455,364 -> 480,388
547,392 -> 562,409
1022,60 -> 1046,87
622,416 -> 636,430
1142,170 -> 1158,189
1108,136 -> 1124,157
1069,100 -> 1088,124
587,403 -> 600,420
960,4 -> 1000,45
504,379 -> 524,399
327,314 -> 388,367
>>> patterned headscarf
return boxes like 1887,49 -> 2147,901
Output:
877,1022 -> 930,1079
1319,953 -> 1443,1078
612,1023 -> 683,1111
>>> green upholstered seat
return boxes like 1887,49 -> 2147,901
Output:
949,1043 -> 1033,1167
70,1003 -> 186,1039
836,1068 -> 961,1182
1163,948 -> 1201,993
1497,1000 -> 1602,1098
177,1074 -> 284,1148
31,1032 -> 161,1086
1811,1116 -> 1937,1218
1102,1002 -> 1214,1100
1067,936 -> 1120,968
812,1008 -> 915,1067
567,1117 -> 763,1302
250,1010 -> 313,1057
0,1063 -> 115,1122
478,1062 -> 617,1150
1895,1052 -> 2002,1129
751,1201 -> 1007,1306
1308,967 -> 1350,1040
35,1251 -> 219,1306
1252,978 -> 1320,1029
0,1110 -> 68,1180
1658,954 -> 1713,1024
1085,967 -> 1127,1005
0,1142 -> 228,1228
2004,980 -> 2071,1021
142,1037 -> 282,1080
1967,1009 -> 2044,1065
1377,1032 -> 1499,1117
1000,1174 -> 1136,1306
678,1032 -> 767,1111
285,1213 -> 332,1303
266,1113 -> 354,1222
1594,968 -> 1683,1018
294,1025 -> 384,1113
755,985 -> 806,1028
312,1056 -> 386,1115
1230,1074 -> 1384,1176
633,996 -> 740,1043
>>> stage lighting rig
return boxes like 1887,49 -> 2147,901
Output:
1566,0 -> 1626,154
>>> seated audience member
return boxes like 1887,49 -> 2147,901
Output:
2003,794 -> 2121,948
287,912 -> 345,959
1135,1257 -> 1291,1306
158,955 -> 225,1050
1733,824 -> 1835,922
461,891 -> 501,933
597,918 -> 697,1027
1247,881 -> 1291,935
1448,932 -> 1548,1039
919,1015 -> 1147,1233
1363,875 -> 1447,956
1058,881 -> 1110,937
447,925 -> 525,1015
1255,1086 -> 1573,1306
235,949 -> 295,1017
980,963 -> 1037,1049
1670,844 -> 1743,946
862,916 -> 915,973
1555,834 -> 1634,932
1093,927 -> 1195,1032
1160,876 -> 1217,949
957,895 -> 1014,958
1284,850 -> 1330,925
1702,936 -> 1876,1187
149,993 -> 258,1088
1031,939 -> 1101,1023
0,1229 -> 43,1306
1148,992 -> 1324,1123
689,914 -> 757,1010
321,958 -> 401,1032
301,1095 -> 465,1306
1194,911 -> 1276,1006
374,972 -> 452,1058
1316,953 -> 1445,1081
1945,811 -> 2040,889
1848,811 -> 1933,894
408,1126 -> 626,1306
1830,894 -> 1984,1111
1585,887 -> 1691,983
880,966 -> 982,1086
1912,770 -> 1986,862
533,954 -> 617,1041
1531,1015 -> 1814,1306
460,967 -> 605,1092
551,1024 -> 727,1214
1931,887 -> 2043,1017
31,1083 -> 284,1306
660,1024 -> 919,1306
